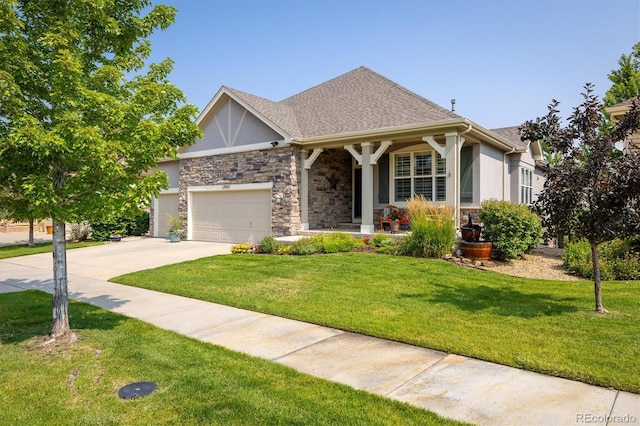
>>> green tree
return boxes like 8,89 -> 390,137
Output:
604,43 -> 640,107
520,85 -> 640,313
0,0 -> 201,337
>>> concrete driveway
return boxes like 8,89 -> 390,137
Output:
1,236 -> 233,281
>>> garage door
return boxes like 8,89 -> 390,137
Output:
157,193 -> 179,237
191,190 -> 271,243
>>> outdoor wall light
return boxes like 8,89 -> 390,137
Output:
270,141 -> 279,147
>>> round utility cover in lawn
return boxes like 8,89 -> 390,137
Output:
118,382 -> 157,399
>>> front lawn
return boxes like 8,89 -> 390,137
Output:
111,253 -> 640,393
0,291 -> 464,425
0,241 -> 103,259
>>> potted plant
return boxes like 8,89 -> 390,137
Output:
110,229 -> 125,242
386,208 -> 409,232
167,214 -> 183,243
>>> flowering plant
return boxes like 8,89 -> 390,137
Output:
386,208 -> 409,224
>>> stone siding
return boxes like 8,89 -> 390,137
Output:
179,147 -> 302,237
308,149 -> 353,228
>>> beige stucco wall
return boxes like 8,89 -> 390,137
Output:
478,143 -> 505,201
155,161 -> 180,188
184,98 -> 282,153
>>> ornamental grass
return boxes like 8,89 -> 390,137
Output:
402,195 -> 456,258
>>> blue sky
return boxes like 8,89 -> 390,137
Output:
147,0 -> 639,129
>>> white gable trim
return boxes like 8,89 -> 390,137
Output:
178,140 -> 286,160
195,87 -> 291,143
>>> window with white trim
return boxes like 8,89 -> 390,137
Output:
393,151 -> 446,203
520,168 -> 533,205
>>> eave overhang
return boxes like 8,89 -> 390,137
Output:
289,118 -> 521,152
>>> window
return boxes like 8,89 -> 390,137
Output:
393,151 -> 446,203
520,168 -> 533,205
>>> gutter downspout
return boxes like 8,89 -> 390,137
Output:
503,146 -> 517,200
455,124 -> 473,226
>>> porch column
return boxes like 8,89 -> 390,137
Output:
360,142 -> 375,234
300,149 -> 309,230
444,132 -> 461,226
300,148 -> 323,230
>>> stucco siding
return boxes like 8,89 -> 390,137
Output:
478,143 -> 505,201
155,161 -> 180,188
184,98 -> 282,153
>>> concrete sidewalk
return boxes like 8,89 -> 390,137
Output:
0,230 -> 52,246
0,237 -> 638,425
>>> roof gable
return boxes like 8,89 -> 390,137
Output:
490,126 -> 528,150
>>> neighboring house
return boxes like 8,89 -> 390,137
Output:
151,66 -> 545,243
606,96 -> 640,153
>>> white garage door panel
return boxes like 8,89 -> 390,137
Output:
157,193 -> 179,237
191,190 -> 271,243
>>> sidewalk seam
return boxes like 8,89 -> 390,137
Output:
384,352 -> 451,397
272,330 -> 345,361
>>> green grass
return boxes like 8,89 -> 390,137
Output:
111,253 -> 640,394
0,241 -> 103,259
0,291 -> 465,425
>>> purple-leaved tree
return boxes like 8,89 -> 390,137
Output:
520,84 -> 640,313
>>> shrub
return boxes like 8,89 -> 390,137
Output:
562,240 -> 593,277
354,238 -> 367,249
401,196 -> 455,258
291,237 -> 323,255
563,239 -> 640,280
372,233 -> 394,247
257,236 -> 281,254
323,232 -> 356,253
89,217 -> 127,241
277,245 -> 291,255
128,211 -> 150,236
478,200 -> 542,259
89,212 -> 149,241
231,243 -> 253,254
377,243 -> 400,255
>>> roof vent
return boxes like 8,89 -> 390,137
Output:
451,99 -> 456,112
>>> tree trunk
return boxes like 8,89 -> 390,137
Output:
591,242 -> 608,314
50,219 -> 70,337
28,218 -> 35,247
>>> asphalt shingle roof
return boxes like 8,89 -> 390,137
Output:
226,66 -> 461,139
218,66 -> 530,152
225,87 -> 302,137
608,96 -> 639,109
279,66 -> 461,138
490,125 -> 529,150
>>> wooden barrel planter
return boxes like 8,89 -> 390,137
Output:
461,241 -> 493,260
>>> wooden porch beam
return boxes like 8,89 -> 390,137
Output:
422,136 -> 445,157
370,140 -> 392,165
303,148 -> 323,169
344,144 -> 362,165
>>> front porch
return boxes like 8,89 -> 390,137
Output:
298,130 -> 471,234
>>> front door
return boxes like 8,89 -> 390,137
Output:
353,168 -> 362,220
